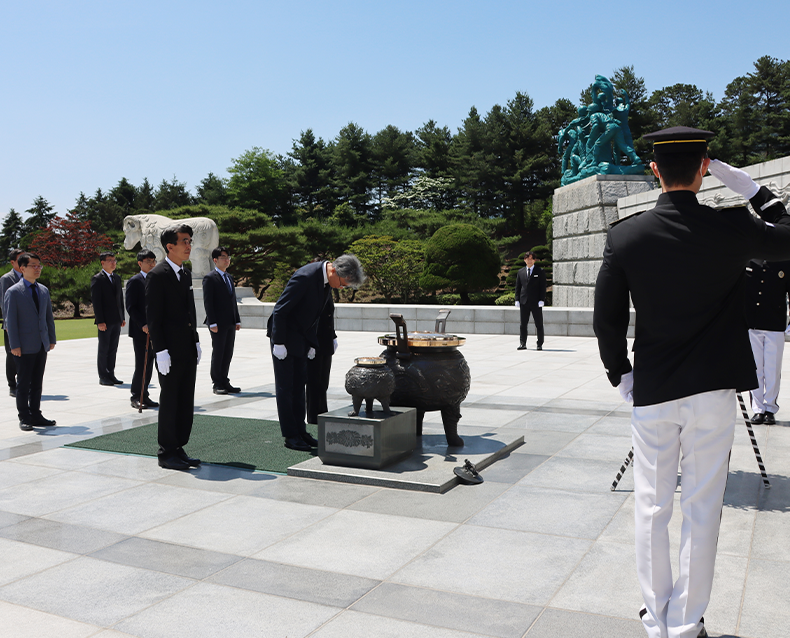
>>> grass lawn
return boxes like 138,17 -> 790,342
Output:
0,318 -> 96,345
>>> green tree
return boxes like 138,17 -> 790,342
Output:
371,125 -> 416,207
420,223 -> 500,304
0,208 -> 25,257
226,147 -> 290,222
415,119 -> 453,178
23,196 -> 56,236
287,129 -> 336,219
348,235 -> 424,302
136,178 -> 155,211
332,123 -> 374,220
196,172 -> 229,206
109,177 -> 137,210
153,176 -> 194,211
39,263 -> 96,318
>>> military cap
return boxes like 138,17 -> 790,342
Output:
643,126 -> 714,154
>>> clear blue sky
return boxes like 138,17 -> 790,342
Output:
1,0 -> 788,220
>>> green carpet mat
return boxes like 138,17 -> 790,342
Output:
65,415 -> 317,474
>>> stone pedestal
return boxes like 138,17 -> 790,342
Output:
552,174 -> 656,307
318,406 -> 417,470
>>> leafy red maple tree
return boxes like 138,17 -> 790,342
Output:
28,213 -> 113,267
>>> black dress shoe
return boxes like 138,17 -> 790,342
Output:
31,415 -> 56,427
536,345 -> 543,351
751,412 -> 766,424
131,399 -> 143,410
19,421 -> 34,431
111,377 -> 124,385
158,455 -> 191,471
765,412 -> 776,425
300,432 -> 319,447
9,388 -> 16,397
284,437 -> 312,451
213,386 -> 228,395
99,378 -> 115,386
517,344 -> 526,350
698,617 -> 708,637
225,385 -> 241,393
176,448 -> 201,467
143,397 -> 159,408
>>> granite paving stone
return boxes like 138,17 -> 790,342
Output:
0,600 -> 102,638
478,452 -> 549,484
351,582 -> 542,638
208,557 -> 379,607
0,518 -> 127,554
0,537 -> 78,586
524,608 -> 644,638
255,509 -> 457,579
391,525 -> 592,605
90,536 -> 242,579
114,582 -> 339,638
518,455 -> 635,493
0,556 -> 193,626
309,610 -> 491,638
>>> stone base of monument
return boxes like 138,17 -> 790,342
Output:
316,406 -> 417,470
289,413 -> 524,492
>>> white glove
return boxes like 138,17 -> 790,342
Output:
515,301 -> 520,308
709,159 -> 760,199
538,301 -> 544,308
332,338 -> 338,354
196,342 -> 202,365
156,350 -> 171,375
273,344 -> 287,360
307,347 -> 316,360
618,370 -> 634,403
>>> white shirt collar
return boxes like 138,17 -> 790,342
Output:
102,269 -> 113,278
323,261 -> 329,286
165,256 -> 181,273
215,266 -> 227,276
140,271 -> 148,279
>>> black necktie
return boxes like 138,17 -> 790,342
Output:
31,283 -> 40,312
224,273 -> 232,293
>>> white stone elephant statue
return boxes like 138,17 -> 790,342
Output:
122,214 -> 220,279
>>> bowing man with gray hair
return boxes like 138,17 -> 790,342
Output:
267,254 -> 366,451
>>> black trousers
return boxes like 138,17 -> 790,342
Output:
306,351 -> 332,424
519,304 -> 544,346
156,357 -> 196,456
209,326 -> 236,387
272,350 -> 308,439
4,330 -> 16,391
15,345 -> 47,422
130,335 -> 154,400
97,322 -> 121,381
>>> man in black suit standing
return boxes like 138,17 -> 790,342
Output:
268,254 -> 365,450
91,252 -> 126,385
514,250 -> 546,351
125,249 -> 159,410
203,246 -> 241,395
306,291 -> 336,425
594,127 -> 790,638
1,248 -> 24,397
145,224 -> 202,471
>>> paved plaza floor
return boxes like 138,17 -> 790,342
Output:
1,328 -> 788,638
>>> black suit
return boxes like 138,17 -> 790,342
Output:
594,186 -> 790,407
145,260 -> 199,458
515,263 -> 546,347
90,270 -> 125,382
125,272 -> 154,401
267,261 -> 331,439
306,294 -> 336,424
203,268 -> 241,389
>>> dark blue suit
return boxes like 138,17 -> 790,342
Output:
267,261 -> 331,439
90,270 -> 125,382
125,272 -> 153,401
202,268 -> 240,388
4,278 -> 56,422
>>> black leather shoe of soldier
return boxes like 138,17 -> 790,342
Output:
764,412 -> 776,425
285,437 -> 312,451
143,397 -> 159,408
176,448 -> 201,467
158,455 -> 191,471
517,344 -> 526,350
300,432 -> 319,448
751,413 -> 766,424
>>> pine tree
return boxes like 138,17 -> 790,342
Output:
0,208 -> 25,258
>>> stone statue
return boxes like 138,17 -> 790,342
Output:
558,75 -> 645,185
122,214 -> 220,279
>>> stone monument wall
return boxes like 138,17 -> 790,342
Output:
552,175 -> 656,307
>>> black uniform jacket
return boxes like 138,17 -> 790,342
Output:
267,261 -> 330,356
315,294 -> 337,354
594,186 -> 790,407
125,272 -> 148,340
745,259 -> 790,332
145,261 -> 199,360
90,271 -> 124,325
202,269 -> 241,328
515,264 -> 547,306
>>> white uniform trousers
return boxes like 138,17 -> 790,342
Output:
632,389 -> 735,638
748,329 -> 784,415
